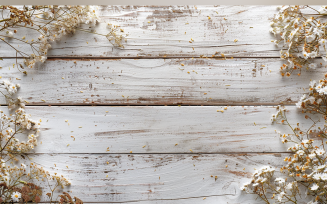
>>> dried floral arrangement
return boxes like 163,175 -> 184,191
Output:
270,5 -> 327,77
240,5 -> 327,204
0,5 -> 125,203
0,5 -> 126,71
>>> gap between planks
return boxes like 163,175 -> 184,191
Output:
0,56 -> 284,60
11,152 -> 291,155
0,104 -> 298,106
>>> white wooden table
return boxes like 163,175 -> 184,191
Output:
0,5 -> 323,204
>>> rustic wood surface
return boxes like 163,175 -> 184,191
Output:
22,153 -> 291,203
0,58 -> 326,106
5,106 -> 322,154
0,5 -> 323,58
0,5 -> 325,204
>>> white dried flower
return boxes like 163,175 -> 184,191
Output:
277,192 -> 285,202
310,183 -> 319,191
297,150 -> 305,156
275,177 -> 285,184
11,191 -> 21,202
315,148 -> 325,156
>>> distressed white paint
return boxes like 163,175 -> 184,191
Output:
0,6 -> 325,58
23,153 -> 292,203
3,106 -> 321,154
0,5 -> 324,204
0,58 -> 325,105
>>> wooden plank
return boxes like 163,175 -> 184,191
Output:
21,153 -> 290,203
6,105 -> 319,154
0,6 -> 323,204
0,58 -> 325,105
0,5 -> 324,58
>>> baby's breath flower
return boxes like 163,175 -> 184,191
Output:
308,153 -> 316,159
1,80 -> 19,95
313,173 -> 327,180
310,183 -> 319,191
315,148 -> 325,156
270,5 -> 327,76
275,177 -> 285,184
306,34 -> 315,43
309,80 -> 317,88
302,139 -> 310,144
277,192 -> 285,202
297,150 -> 305,156
295,101 -> 302,108
1,6 -> 124,69
244,79 -> 327,203
11,191 -> 21,202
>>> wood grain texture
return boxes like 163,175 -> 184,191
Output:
0,5 -> 324,58
23,153 -> 291,203
1,58 -> 326,105
1,5 -> 324,204
6,105 -> 320,154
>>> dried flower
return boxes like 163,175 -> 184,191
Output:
11,191 -> 21,202
242,74 -> 327,203
270,5 -> 327,76
1,5 -> 125,70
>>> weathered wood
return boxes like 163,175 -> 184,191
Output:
0,6 -> 324,204
0,5 -> 325,58
0,58 -> 325,105
21,153 -> 291,203
4,105 -> 319,154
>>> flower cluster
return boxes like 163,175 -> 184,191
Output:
241,165 -> 300,203
270,5 -> 327,76
0,76 -> 55,203
0,107 -> 79,203
106,23 -> 127,48
0,4 -> 127,203
22,5 -> 100,69
0,79 -> 26,111
0,5 -> 126,71
270,105 -> 287,124
0,159 -> 39,203
1,80 -> 19,95
295,74 -> 327,121
0,5 -> 105,202
241,166 -> 275,191
242,75 -> 327,203
243,106 -> 327,203
29,162 -> 71,189
241,6 -> 327,202
1,113 -> 38,154
0,158 -> 77,203
0,80 -> 40,157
